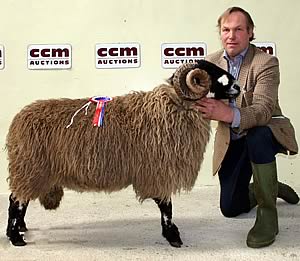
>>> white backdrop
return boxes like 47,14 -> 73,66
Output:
1,0 -> 299,193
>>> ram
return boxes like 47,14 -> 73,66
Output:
6,60 -> 240,247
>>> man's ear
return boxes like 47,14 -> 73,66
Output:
248,28 -> 254,40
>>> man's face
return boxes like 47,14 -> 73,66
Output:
220,11 -> 253,59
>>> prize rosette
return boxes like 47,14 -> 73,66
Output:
66,96 -> 112,128
89,96 -> 112,127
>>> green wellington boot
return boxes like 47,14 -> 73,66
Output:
247,161 -> 279,248
249,180 -> 299,209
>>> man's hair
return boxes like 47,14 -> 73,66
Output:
217,6 -> 255,41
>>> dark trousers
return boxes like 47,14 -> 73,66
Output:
218,126 -> 283,217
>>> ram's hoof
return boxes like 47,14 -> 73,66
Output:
11,237 -> 27,247
9,234 -> 27,246
163,223 -> 183,248
169,240 -> 183,248
7,228 -> 27,246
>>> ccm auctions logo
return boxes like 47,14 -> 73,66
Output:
253,42 -> 276,56
27,44 -> 72,70
96,43 -> 140,69
161,43 -> 207,69
0,45 -> 4,69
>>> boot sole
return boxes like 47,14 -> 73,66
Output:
247,237 -> 275,248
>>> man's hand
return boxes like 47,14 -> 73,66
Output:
195,98 -> 234,123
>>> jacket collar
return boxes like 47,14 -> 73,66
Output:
235,44 -> 255,106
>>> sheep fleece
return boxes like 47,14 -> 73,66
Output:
6,84 -> 211,203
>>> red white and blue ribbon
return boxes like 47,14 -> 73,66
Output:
89,96 -> 112,127
66,96 -> 112,128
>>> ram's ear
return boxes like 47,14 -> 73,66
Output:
167,74 -> 174,85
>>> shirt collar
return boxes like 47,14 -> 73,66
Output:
223,46 -> 248,62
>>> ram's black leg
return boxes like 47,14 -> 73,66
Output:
6,194 -> 27,246
19,200 -> 29,232
153,198 -> 183,247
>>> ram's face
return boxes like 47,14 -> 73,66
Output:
208,74 -> 240,99
192,60 -> 241,100
170,61 -> 240,101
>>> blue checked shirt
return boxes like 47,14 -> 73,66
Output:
223,47 -> 248,139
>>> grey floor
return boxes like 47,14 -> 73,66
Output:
0,185 -> 299,261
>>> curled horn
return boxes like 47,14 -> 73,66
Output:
173,62 -> 212,100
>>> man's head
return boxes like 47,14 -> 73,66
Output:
217,7 -> 255,59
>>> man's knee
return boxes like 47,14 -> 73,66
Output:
220,202 -> 241,218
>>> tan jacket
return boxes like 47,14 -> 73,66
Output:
206,44 -> 298,175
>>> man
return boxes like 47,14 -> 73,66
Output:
196,7 -> 299,248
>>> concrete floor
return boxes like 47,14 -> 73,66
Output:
0,185 -> 299,261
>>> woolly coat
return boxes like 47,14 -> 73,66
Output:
6,84 -> 210,203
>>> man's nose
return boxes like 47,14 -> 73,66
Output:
229,30 -> 236,39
